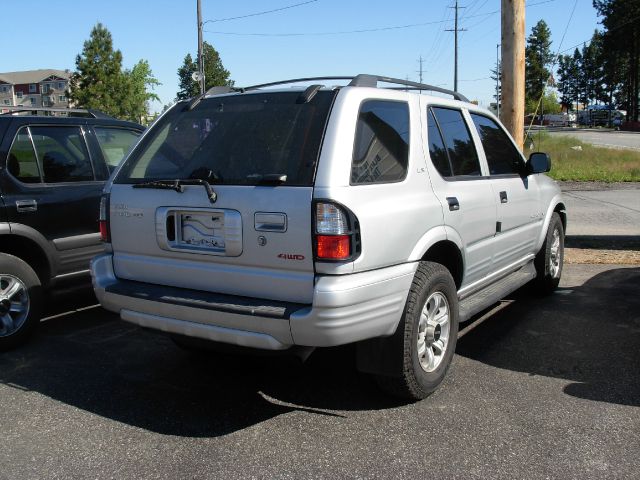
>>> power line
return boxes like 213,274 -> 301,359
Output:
203,0 -> 318,24
205,1 -> 560,37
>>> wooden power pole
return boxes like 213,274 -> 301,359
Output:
197,0 -> 205,94
501,0 -> 525,149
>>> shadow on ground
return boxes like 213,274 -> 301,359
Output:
565,235 -> 640,250
1,267 -> 638,438
457,267 -> 640,407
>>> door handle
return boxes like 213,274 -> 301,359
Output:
446,197 -> 460,211
16,199 -> 37,212
499,191 -> 508,203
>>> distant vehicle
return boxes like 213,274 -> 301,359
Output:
0,108 -> 144,350
543,113 -> 576,127
578,107 -> 626,127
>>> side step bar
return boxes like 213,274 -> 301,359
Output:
458,261 -> 536,323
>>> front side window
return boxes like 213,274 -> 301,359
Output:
351,100 -> 409,184
116,91 -> 336,186
29,126 -> 94,183
95,127 -> 141,170
470,113 -> 523,175
430,107 -> 481,177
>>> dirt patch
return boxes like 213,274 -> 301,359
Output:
565,248 -> 640,265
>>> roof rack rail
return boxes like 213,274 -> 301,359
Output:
0,106 -> 114,118
241,74 -> 469,102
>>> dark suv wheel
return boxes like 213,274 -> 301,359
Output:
0,253 -> 43,351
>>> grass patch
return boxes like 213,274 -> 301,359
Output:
524,132 -> 640,182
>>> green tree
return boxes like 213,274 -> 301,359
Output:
525,20 -> 554,112
593,0 -> 640,120
176,42 -> 233,100
69,23 -> 161,123
68,23 -> 126,116
121,60 -> 161,124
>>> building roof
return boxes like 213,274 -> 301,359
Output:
0,69 -> 71,85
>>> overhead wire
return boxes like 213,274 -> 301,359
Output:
202,0 -> 319,24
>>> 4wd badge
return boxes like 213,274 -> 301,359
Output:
278,253 -> 305,261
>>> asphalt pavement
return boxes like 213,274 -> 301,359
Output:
544,127 -> 640,151
0,262 -> 639,479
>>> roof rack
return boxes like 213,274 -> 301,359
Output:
241,74 -> 469,102
0,106 -> 114,118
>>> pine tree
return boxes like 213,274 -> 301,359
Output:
68,23 -> 127,116
594,0 -> 640,121
525,20 -> 554,112
176,42 -> 232,100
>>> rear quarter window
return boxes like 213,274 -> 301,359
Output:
351,100 -> 409,185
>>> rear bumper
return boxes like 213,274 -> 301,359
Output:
91,253 -> 416,350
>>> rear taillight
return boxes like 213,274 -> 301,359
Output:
314,202 -> 360,261
99,194 -> 110,242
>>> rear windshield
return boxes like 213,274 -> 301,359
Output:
115,90 -> 336,186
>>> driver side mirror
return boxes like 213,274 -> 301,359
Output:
526,152 -> 551,175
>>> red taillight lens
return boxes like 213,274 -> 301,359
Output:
99,220 -> 109,242
316,234 -> 351,260
99,195 -> 110,242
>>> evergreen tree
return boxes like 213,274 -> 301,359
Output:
68,23 -> 127,116
594,0 -> 640,121
69,23 -> 160,123
525,20 -> 554,112
176,42 -> 232,100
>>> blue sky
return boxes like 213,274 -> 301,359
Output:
1,0 -> 600,112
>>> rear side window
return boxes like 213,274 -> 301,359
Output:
116,91 -> 336,186
94,127 -> 141,171
430,107 -> 481,178
351,100 -> 409,184
426,109 -> 452,177
7,125 -> 94,183
7,127 -> 41,183
470,113 -> 523,175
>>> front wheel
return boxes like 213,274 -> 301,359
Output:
534,212 -> 564,295
376,261 -> 459,400
0,253 -> 43,351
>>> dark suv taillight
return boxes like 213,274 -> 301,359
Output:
99,194 -> 110,242
314,201 -> 360,261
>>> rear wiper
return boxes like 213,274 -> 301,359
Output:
132,179 -> 217,203
246,173 -> 288,185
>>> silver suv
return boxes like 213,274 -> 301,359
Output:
91,75 -> 566,400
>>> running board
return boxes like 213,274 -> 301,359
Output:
458,262 -> 536,323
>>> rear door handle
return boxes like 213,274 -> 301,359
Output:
499,191 -> 508,203
16,199 -> 37,212
446,197 -> 460,211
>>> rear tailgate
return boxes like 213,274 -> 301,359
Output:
108,89 -> 337,304
109,184 -> 314,303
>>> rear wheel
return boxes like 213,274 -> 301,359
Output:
0,253 -> 43,351
376,261 -> 459,400
534,212 -> 564,295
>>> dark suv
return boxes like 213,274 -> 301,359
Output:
0,109 -> 143,350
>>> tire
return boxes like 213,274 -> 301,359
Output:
534,212 -> 564,295
0,253 -> 43,351
376,261 -> 459,400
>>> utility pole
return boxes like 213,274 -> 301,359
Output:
501,0 -> 525,149
416,55 -> 424,84
197,0 -> 205,94
496,43 -> 501,118
446,1 -> 466,92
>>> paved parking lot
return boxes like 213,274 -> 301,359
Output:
1,263 -> 639,479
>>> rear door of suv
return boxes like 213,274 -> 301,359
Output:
108,90 -> 336,304
1,120 -> 140,276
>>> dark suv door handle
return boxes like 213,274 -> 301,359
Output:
446,197 -> 460,211
499,191 -> 508,203
16,199 -> 38,212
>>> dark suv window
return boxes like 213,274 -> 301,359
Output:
94,127 -> 141,171
115,91 -> 336,186
429,107 -> 481,178
470,113 -> 523,175
351,100 -> 409,184
7,126 -> 95,183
